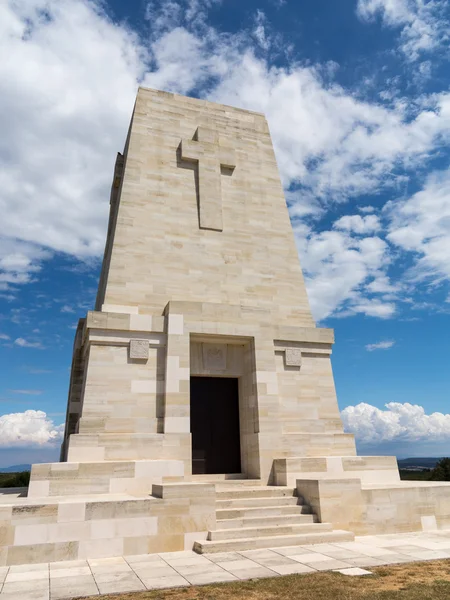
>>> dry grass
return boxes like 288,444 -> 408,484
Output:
86,560 -> 450,600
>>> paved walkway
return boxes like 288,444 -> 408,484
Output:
2,531 -> 450,599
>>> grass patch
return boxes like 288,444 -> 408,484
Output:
88,560 -> 450,600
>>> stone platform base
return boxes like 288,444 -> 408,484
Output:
2,461 -> 450,566
0,483 -> 215,566
297,479 -> 450,536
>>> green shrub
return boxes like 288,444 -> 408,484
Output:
0,471 -> 31,488
430,458 -> 450,481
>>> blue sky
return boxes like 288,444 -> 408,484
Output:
1,0 -> 450,466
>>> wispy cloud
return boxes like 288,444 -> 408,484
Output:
365,340 -> 396,351
8,390 -> 43,396
357,0 -> 449,61
0,333 -> 10,340
60,305 -> 75,313
14,338 -> 44,349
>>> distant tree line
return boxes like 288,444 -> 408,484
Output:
400,458 -> 450,482
0,471 -> 31,488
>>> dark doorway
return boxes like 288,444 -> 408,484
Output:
190,377 -> 241,475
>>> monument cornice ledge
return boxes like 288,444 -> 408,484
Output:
85,310 -> 165,333
137,86 -> 267,119
84,328 -> 165,350
273,326 -> 334,345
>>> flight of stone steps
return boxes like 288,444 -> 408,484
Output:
194,481 -> 354,553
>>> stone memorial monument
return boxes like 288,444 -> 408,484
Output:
1,88 -> 449,566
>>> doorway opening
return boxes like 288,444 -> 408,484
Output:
190,376 -> 241,475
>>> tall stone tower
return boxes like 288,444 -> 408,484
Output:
4,88 -> 444,568
60,87 -> 355,482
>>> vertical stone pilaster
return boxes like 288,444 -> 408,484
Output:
253,335 -> 282,482
163,311 -> 191,435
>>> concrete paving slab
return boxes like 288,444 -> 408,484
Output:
217,558 -> 260,571
50,575 -> 98,600
345,557 -> 387,568
171,564 -> 226,577
9,564 -> 48,573
51,584 -> 98,600
231,566 -> 279,579
132,565 -> 180,578
206,552 -> 243,563
88,557 -> 127,567
49,567 -> 91,579
0,592 -> 48,600
374,554 -> 415,564
269,563 -> 316,575
49,560 -> 88,570
5,570 -> 49,583
2,580 -> 49,594
335,567 -> 372,576
163,555 -> 212,567
184,571 -> 238,585
89,563 -> 132,575
125,554 -> 167,565
303,559 -> 351,571
270,546 -> 312,556
289,552 -> 334,563
96,575 -> 145,595
140,575 -> 189,589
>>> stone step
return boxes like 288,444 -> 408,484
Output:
216,486 -> 294,499
194,529 -> 355,553
213,479 -> 265,487
191,475 -> 263,485
216,496 -> 300,509
216,513 -> 317,529
208,522 -> 331,541
217,504 -> 311,520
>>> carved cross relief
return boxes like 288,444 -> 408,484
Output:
180,126 -> 236,231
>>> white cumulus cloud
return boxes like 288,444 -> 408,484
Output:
342,402 -> 450,444
2,0 -> 450,321
387,167 -> 450,284
298,225 -> 396,321
334,214 -> 381,234
0,410 -> 64,447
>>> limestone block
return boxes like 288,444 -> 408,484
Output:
152,483 -> 215,500
129,314 -> 153,331
77,537 -> 124,559
57,502 -> 86,523
274,455 -> 400,487
0,525 -> 14,546
6,541 -> 79,566
297,478 -> 364,532
358,482 -> 450,535
11,504 -> 58,525
27,481 -> 50,498
102,304 -> 138,314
